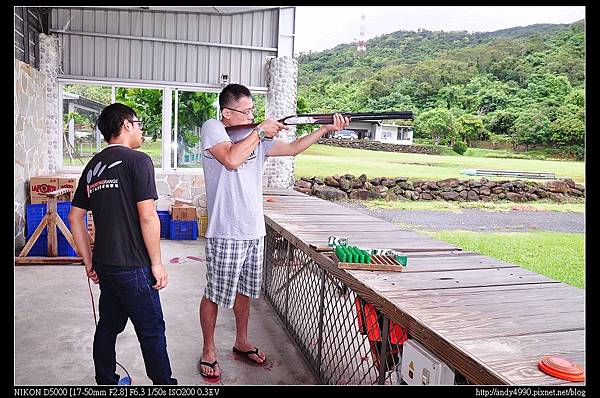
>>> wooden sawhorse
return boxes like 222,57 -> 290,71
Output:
15,188 -> 90,265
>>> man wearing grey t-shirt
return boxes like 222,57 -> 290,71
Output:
198,84 -> 349,378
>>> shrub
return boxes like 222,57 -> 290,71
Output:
452,140 -> 468,155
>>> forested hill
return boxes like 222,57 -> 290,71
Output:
298,21 -> 584,85
296,20 -> 585,158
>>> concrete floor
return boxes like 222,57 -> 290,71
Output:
14,239 -> 317,385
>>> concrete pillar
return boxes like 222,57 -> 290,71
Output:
39,34 -> 61,174
69,102 -> 75,148
264,56 -> 298,189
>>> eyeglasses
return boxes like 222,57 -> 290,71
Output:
224,107 -> 255,117
128,120 -> 144,129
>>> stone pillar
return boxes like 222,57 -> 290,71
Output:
39,34 -> 61,174
264,56 -> 298,189
14,59 -> 48,252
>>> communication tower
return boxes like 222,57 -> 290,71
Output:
357,13 -> 366,55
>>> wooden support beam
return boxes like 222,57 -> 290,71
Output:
47,199 -> 58,257
14,256 -> 83,265
18,213 -> 49,257
16,187 -> 84,261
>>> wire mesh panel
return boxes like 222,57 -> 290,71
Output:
263,225 -> 406,385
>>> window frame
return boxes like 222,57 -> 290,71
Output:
57,79 -> 259,175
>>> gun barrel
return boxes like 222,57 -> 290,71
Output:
225,111 -> 413,132
298,111 -> 413,120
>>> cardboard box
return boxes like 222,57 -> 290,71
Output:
198,215 -> 208,237
173,198 -> 193,206
170,205 -> 197,221
87,211 -> 95,241
58,174 -> 80,201
30,176 -> 59,204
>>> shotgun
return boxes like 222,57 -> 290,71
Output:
224,111 -> 414,132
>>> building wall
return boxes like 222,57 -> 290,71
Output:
15,7 -> 299,250
14,59 -> 49,252
154,172 -> 206,213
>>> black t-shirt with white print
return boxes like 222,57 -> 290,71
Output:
72,145 -> 158,268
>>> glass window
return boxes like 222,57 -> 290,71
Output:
115,87 -> 164,168
62,83 -> 111,167
252,93 -> 266,124
172,90 -> 218,168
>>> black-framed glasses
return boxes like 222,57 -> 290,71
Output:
224,107 -> 255,117
128,119 -> 144,129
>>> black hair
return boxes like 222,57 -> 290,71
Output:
219,83 -> 252,110
96,103 -> 138,143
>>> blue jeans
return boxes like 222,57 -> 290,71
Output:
93,265 -> 177,385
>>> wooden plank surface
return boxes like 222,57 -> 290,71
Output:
262,188 -> 585,385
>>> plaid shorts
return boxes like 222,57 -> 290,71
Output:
204,237 -> 264,309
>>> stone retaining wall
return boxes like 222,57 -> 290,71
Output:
317,138 -> 441,155
295,174 -> 584,203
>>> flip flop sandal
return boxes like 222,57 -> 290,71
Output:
198,359 -> 221,378
232,346 -> 267,365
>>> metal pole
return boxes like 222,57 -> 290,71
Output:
316,267 -> 326,383
284,241 -> 291,329
377,316 -> 390,385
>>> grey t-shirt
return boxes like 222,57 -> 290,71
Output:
201,119 -> 276,240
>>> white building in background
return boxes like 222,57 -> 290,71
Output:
344,121 -> 413,145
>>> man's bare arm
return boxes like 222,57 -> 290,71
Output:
68,206 -> 98,283
267,114 -> 350,157
209,119 -> 284,170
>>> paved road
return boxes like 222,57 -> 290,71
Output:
339,202 -> 585,233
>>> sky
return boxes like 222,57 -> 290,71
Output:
294,6 -> 585,55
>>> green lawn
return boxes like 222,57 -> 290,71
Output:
64,137 -> 163,167
295,144 -> 585,183
363,198 -> 585,213
425,230 -> 585,288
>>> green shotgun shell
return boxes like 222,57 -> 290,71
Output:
336,246 -> 346,262
396,255 -> 408,266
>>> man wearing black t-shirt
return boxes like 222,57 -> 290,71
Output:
69,103 -> 177,385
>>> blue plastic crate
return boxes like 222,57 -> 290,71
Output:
26,235 -> 77,257
57,202 -> 74,229
26,201 -> 86,240
26,204 -> 46,237
157,210 -> 170,239
27,234 -> 48,256
169,220 -> 198,240
58,235 -> 77,256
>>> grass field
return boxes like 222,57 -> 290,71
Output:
295,144 -> 585,183
425,230 -> 585,288
363,199 -> 585,213
64,138 -> 164,167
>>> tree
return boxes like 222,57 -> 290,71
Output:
63,84 -> 112,105
566,88 -> 584,107
484,109 -> 518,135
549,111 -> 584,147
456,114 -> 485,146
511,110 -> 551,151
414,108 -> 456,145
116,88 -> 163,141
436,85 -> 468,109
295,95 -> 313,137
474,88 -> 509,114
366,91 -> 414,113
175,91 -> 218,163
